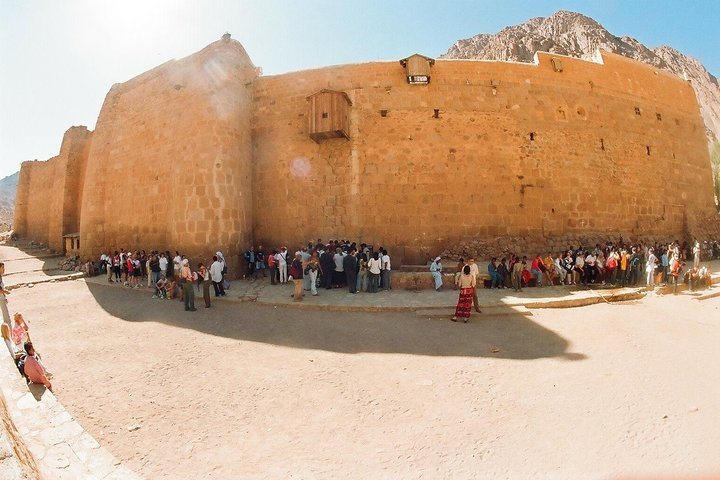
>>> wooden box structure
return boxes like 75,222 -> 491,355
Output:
307,90 -> 352,143
399,54 -> 435,84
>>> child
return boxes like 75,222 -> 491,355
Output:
11,312 -> 30,353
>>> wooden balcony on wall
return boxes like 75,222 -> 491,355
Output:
307,89 -> 352,143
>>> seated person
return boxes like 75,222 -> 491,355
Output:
22,341 -> 52,392
155,274 -> 168,299
164,277 -> 178,299
11,312 -> 30,354
2,322 -> 14,356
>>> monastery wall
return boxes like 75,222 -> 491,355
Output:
77,38 -> 258,268
15,39 -> 720,268
252,51 -> 718,263
14,126 -> 92,252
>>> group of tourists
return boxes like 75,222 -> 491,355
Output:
243,240 -> 392,301
0,262 -> 53,392
436,238 -> 713,292
444,238 -> 715,322
94,249 -> 229,312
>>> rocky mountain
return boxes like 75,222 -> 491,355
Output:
0,171 -> 18,232
441,10 -> 720,146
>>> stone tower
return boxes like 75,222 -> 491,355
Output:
78,35 -> 258,268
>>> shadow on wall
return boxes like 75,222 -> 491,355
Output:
85,282 -> 586,361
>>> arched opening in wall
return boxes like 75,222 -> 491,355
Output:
634,107 -> 642,116
646,146 -> 651,156
433,109 -> 440,119
529,132 -> 535,141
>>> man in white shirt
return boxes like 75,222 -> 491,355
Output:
276,247 -> 289,284
381,249 -> 392,290
159,253 -> 168,276
173,251 -> 182,279
210,255 -> 226,296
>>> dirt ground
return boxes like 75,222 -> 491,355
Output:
9,278 -> 720,479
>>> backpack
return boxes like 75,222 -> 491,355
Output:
15,353 -> 29,382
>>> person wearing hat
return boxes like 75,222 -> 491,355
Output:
430,257 -> 443,291
180,259 -> 197,311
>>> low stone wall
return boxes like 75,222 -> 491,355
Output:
0,346 -> 140,479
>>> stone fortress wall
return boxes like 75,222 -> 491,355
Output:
14,36 -> 720,269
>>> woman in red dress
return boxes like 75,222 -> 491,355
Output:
452,265 -> 476,323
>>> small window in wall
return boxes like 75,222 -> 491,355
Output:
433,109 -> 440,118
656,113 -> 662,121
306,90 -> 352,143
635,107 -> 642,116
600,138 -> 605,150
529,132 -> 535,141
380,109 -> 388,117
646,146 -> 651,156
399,54 -> 435,85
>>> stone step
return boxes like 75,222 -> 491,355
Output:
415,305 -> 533,318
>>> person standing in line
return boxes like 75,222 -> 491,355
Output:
268,250 -> 278,285
451,265 -> 476,323
290,253 -> 304,301
210,255 -> 225,297
301,247 -> 312,292
332,247 -> 345,288
256,245 -> 267,278
645,247 -> 658,287
276,247 -> 289,284
244,246 -> 256,279
356,253 -> 369,293
0,263 -> 11,326
467,258 -> 482,312
180,259 -> 196,311
105,253 -> 113,283
304,251 -> 321,296
430,257 -> 443,291
320,247 -> 335,289
159,252 -> 168,277
454,258 -> 465,289
343,249 -> 358,294
198,263 -> 211,308
367,252 -> 382,293
381,249 -> 392,290
512,257 -> 524,292
670,248 -> 683,294
173,251 -> 182,279
149,254 -> 162,289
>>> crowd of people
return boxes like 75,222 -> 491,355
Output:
0,262 -> 53,391
88,249 -> 231,311
441,238 -> 716,322
242,240 -> 393,301
435,239 -> 714,292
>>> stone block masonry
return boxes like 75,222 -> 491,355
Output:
14,36 -> 720,268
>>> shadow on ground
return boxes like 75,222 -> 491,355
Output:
85,282 -> 586,361
1,244 -> 66,280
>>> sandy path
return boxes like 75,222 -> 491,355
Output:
9,279 -> 720,479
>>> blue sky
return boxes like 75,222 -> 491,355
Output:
1,0 -> 718,179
